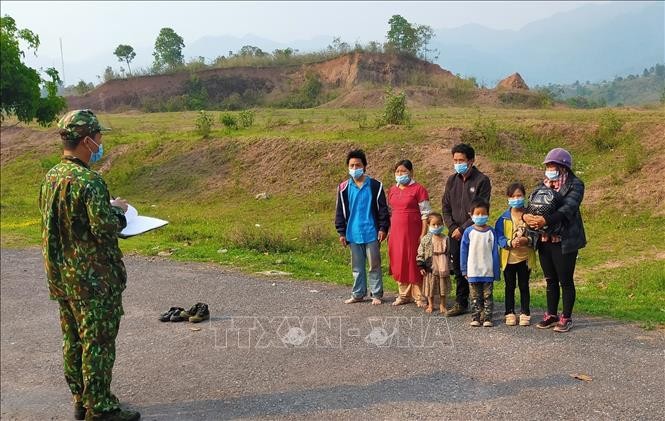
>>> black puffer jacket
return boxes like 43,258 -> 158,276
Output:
539,173 -> 587,254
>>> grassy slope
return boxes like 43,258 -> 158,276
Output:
1,106 -> 664,325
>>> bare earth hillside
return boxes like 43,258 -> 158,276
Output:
67,53 -> 537,111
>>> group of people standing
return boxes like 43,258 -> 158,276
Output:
39,108 -> 586,420
335,143 -> 586,333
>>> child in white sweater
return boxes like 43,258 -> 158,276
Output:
461,198 -> 500,327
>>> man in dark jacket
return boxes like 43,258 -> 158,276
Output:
442,143 -> 492,316
335,149 -> 390,305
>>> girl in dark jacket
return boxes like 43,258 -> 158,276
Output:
523,148 -> 586,333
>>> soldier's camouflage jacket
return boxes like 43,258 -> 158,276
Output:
40,156 -> 127,300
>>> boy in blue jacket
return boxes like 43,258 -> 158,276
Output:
461,198 -> 500,327
335,149 -> 390,305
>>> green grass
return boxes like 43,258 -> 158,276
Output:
2,105 -> 664,324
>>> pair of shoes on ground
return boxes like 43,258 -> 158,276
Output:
75,403 -> 140,421
159,303 -> 210,323
505,313 -> 531,326
470,319 -> 493,327
536,312 -> 573,332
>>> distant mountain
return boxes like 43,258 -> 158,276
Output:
30,1 -> 663,88
431,2 -> 664,85
538,63 -> 665,106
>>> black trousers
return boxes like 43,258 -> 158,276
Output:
538,242 -> 578,318
503,260 -> 531,315
449,236 -> 469,308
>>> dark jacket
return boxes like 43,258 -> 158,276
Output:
442,166 -> 492,236
335,177 -> 390,237
541,173 -> 587,254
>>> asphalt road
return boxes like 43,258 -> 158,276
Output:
1,248 -> 663,420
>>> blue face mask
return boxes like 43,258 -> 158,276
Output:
395,174 -> 410,185
454,163 -> 468,174
472,215 -> 489,225
87,138 -> 104,164
349,168 -> 364,179
508,198 -> 525,208
545,170 -> 559,180
429,226 -> 444,235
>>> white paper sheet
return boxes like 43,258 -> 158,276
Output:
117,204 -> 169,238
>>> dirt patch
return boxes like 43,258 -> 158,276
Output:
496,73 -> 529,90
0,126 -> 60,164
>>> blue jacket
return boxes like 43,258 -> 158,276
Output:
335,177 -> 390,237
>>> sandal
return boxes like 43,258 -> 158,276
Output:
159,307 -> 184,322
392,297 -> 411,306
344,297 -> 365,304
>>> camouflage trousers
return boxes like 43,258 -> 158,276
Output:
57,295 -> 123,414
469,282 -> 494,321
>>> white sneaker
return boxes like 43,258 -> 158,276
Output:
519,314 -> 531,326
505,313 -> 517,326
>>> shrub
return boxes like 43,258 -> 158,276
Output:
227,226 -> 294,253
498,90 -> 552,108
461,116 -> 507,159
376,88 -> 410,127
220,113 -> 238,130
591,110 -> 624,151
348,110 -> 369,128
299,223 -> 333,246
195,110 -> 214,138
238,110 -> 255,128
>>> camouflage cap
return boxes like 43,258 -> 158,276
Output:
57,109 -> 110,141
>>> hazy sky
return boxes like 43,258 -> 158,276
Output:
4,1 -> 604,63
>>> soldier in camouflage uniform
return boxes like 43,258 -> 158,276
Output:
40,110 -> 140,421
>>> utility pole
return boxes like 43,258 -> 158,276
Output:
59,37 -> 66,86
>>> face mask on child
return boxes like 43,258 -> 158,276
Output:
508,198 -> 525,208
349,168 -> 364,179
429,226 -> 443,235
472,215 -> 489,225
545,170 -> 559,180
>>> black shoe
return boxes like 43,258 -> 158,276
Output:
74,402 -> 86,420
86,408 -> 140,421
536,313 -> 559,329
170,307 -> 193,322
446,303 -> 468,317
159,307 -> 184,322
189,303 -> 210,323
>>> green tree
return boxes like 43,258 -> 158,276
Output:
273,48 -> 294,60
153,27 -> 184,71
385,15 -> 435,59
74,80 -> 94,95
0,15 -> 66,125
238,45 -> 267,57
103,66 -> 117,82
113,44 -> 136,75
